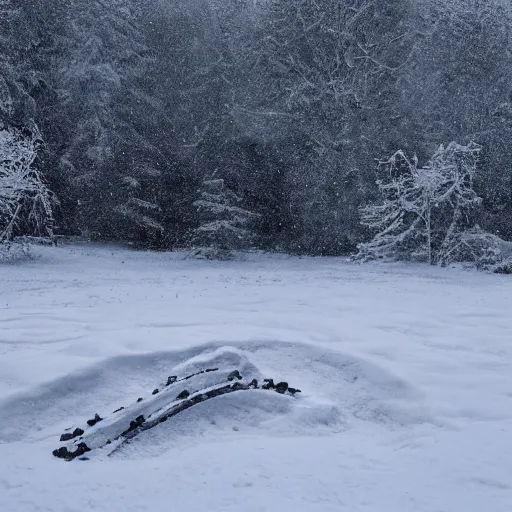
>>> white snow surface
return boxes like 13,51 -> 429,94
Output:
0,244 -> 511,512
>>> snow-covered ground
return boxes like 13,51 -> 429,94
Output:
0,244 -> 511,512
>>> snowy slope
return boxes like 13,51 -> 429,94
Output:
0,244 -> 511,512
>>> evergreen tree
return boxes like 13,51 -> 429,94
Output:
188,178 -> 259,259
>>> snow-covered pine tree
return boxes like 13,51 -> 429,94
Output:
0,0 -> 38,127
357,142 -> 482,265
188,178 -> 260,259
0,123 -> 56,258
33,0 -> 166,241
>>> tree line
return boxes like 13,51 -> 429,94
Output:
1,0 -> 512,266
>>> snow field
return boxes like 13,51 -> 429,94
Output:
0,244 -> 511,511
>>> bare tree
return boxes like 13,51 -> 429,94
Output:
229,0 -> 421,253
357,142 -> 482,265
0,124 -> 56,245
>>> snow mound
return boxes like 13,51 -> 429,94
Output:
0,342 -> 434,460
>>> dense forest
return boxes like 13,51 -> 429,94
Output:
1,0 -> 512,266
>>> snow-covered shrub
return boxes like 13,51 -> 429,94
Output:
188,178 -> 260,259
0,240 -> 30,263
357,142 -> 482,265
445,227 -> 512,272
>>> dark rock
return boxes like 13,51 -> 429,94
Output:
287,387 -> 301,396
78,457 -> 90,461
53,442 -> 91,460
227,370 -> 242,381
113,407 -> 125,413
152,388 -> 160,395
262,379 -> 275,390
158,416 -> 168,423
75,443 -> 91,457
176,390 -> 190,400
231,381 -> 247,391
205,368 -> 218,373
59,427 -> 84,442
53,447 -> 71,459
137,397 -> 143,403
123,414 -> 146,436
106,439 -> 112,445
249,379 -> 258,388
275,382 -> 288,394
87,414 -> 103,427
166,376 -> 177,386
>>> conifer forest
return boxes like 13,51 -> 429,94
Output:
2,0 -> 512,266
